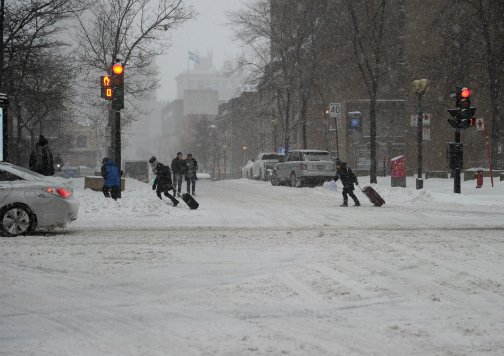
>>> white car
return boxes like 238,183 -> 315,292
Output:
241,160 -> 255,179
251,153 -> 285,181
0,162 -> 79,237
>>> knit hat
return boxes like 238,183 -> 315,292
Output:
149,156 -> 157,163
38,135 -> 48,146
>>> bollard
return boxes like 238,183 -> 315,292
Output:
475,169 -> 483,188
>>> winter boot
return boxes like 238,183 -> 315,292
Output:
173,200 -> 179,207
340,201 -> 348,207
354,201 -> 361,206
192,191 -> 196,196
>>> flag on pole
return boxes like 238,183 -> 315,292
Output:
195,54 -> 200,64
189,51 -> 195,61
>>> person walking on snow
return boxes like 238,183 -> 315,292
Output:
184,153 -> 198,196
29,135 -> 55,176
334,159 -> 360,207
152,162 -> 179,207
171,152 -> 185,197
101,158 -> 121,201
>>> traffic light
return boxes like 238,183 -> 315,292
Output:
447,87 -> 476,129
100,75 -> 112,100
112,63 -> 124,110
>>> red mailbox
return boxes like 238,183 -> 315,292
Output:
475,169 -> 483,188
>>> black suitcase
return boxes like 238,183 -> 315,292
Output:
182,193 -> 199,210
360,185 -> 385,207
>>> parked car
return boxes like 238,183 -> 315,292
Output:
251,153 -> 284,181
241,160 -> 255,179
197,172 -> 212,180
271,150 -> 336,187
0,162 -> 79,237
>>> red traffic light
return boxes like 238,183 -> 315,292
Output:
461,88 -> 471,98
112,63 -> 123,75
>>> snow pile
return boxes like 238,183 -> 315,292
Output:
69,177 -> 196,228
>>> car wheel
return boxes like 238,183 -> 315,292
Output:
0,204 -> 37,237
259,169 -> 263,181
271,171 -> 280,186
290,172 -> 302,188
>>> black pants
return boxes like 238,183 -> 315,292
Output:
103,186 -> 121,200
186,176 -> 196,194
342,188 -> 359,203
156,187 -> 179,204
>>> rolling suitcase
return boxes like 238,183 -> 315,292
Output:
359,185 -> 385,207
182,193 -> 199,210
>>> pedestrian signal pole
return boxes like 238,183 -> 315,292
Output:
447,87 -> 476,194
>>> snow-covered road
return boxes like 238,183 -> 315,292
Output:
2,177 -> 504,355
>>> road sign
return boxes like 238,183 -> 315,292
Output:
351,118 -> 359,127
423,128 -> 431,140
476,118 -> 484,131
329,103 -> 341,118
411,114 -> 430,126
423,113 -> 431,125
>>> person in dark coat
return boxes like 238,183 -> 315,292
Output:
152,162 -> 179,207
171,152 -> 185,197
334,159 -> 360,207
101,158 -> 121,201
184,154 -> 198,196
29,135 -> 55,176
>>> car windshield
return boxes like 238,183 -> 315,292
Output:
303,152 -> 331,161
262,154 -> 281,160
2,164 -> 46,180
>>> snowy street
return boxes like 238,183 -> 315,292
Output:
2,178 -> 504,355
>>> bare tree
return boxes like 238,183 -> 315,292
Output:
340,0 -> 397,184
73,0 -> 195,158
1,0 -> 89,164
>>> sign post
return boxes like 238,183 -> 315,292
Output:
484,124 -> 494,187
329,103 -> 341,159
0,93 -> 9,162
423,128 -> 431,140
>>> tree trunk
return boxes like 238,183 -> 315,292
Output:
284,90 -> 291,153
301,96 -> 308,149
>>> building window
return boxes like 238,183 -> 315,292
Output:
398,46 -> 405,64
77,135 -> 87,149
399,0 -> 405,11
398,17 -> 405,38
79,155 -> 87,166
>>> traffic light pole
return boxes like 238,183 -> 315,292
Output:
115,110 -> 121,168
454,128 -> 461,194
416,92 -> 425,190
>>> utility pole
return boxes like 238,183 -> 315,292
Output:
0,0 -> 5,91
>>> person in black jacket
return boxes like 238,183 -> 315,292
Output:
184,154 -> 198,196
29,135 -> 55,176
171,152 -> 185,197
334,160 -> 360,207
152,162 -> 179,207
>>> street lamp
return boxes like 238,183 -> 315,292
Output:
222,145 -> 227,180
243,146 -> 247,166
271,119 -> 280,153
411,79 -> 431,190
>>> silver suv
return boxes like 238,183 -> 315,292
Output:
271,150 -> 336,187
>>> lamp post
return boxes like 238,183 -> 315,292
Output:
243,146 -> 247,166
222,145 -> 227,180
411,79 -> 430,190
271,119 -> 280,153
324,110 -> 329,152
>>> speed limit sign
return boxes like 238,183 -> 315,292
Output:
329,103 -> 341,118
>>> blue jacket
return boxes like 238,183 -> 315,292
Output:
101,159 -> 121,187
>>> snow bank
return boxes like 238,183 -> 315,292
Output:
69,178 -> 198,228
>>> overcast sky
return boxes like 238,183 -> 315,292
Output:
156,0 -> 244,102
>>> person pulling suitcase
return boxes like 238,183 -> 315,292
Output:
334,159 -> 360,207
